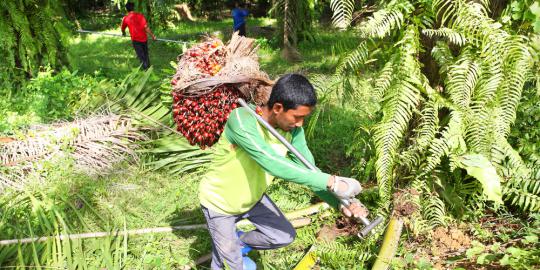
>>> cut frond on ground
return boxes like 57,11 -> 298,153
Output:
0,113 -> 145,191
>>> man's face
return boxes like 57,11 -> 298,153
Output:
271,103 -> 313,132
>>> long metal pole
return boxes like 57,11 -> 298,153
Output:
237,98 -> 383,237
77,29 -> 190,44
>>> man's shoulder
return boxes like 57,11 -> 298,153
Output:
125,12 -> 145,19
228,107 -> 253,123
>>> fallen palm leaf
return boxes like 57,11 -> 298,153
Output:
0,113 -> 146,191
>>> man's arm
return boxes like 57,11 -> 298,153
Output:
225,108 -> 331,194
140,16 -> 156,40
145,25 -> 156,40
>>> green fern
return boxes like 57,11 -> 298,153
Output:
358,9 -> 405,39
316,240 -> 372,268
330,0 -> 355,29
422,189 -> 449,227
422,28 -> 467,46
335,41 -> 369,75
332,0 -> 539,222
431,41 -> 455,78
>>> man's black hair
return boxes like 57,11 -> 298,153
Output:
125,2 -> 135,12
267,74 -> 317,111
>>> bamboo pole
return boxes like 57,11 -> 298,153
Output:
0,224 -> 206,246
371,217 -> 404,270
0,203 -> 328,246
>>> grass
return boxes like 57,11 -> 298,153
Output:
81,167 -> 212,268
69,16 -> 360,80
0,158 -> 336,268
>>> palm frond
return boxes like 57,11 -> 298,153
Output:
330,0 -> 355,29
422,28 -> 467,46
357,9 -> 405,39
373,27 -> 423,209
140,133 -> 212,174
0,114 -> 145,191
335,41 -> 369,75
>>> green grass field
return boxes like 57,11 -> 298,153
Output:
69,17 -> 360,79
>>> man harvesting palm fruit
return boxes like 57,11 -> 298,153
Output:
199,74 -> 368,270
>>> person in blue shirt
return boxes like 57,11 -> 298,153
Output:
232,1 -> 249,36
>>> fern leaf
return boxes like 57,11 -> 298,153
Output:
445,51 -> 480,110
422,192 -> 448,227
431,41 -> 454,77
330,0 -> 355,29
357,9 -> 404,39
423,28 -> 467,46
335,41 -> 368,75
373,57 -> 395,100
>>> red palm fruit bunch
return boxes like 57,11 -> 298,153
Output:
170,38 -> 243,148
171,86 -> 240,148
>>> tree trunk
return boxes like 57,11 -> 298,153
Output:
281,0 -> 301,62
146,0 -> 152,24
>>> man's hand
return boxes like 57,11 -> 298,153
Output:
152,35 -> 156,41
327,175 -> 362,199
340,199 -> 369,219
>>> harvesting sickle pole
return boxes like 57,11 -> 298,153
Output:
237,98 -> 384,237
77,29 -> 190,45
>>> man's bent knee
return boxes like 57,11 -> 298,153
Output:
272,228 -> 296,247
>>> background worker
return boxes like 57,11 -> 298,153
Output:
121,2 -> 156,70
232,1 -> 249,36
199,74 -> 368,270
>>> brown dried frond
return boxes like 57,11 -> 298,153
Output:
172,32 -> 274,104
0,113 -> 147,191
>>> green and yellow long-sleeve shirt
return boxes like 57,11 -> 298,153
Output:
199,106 -> 340,215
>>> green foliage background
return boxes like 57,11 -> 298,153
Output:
0,0 -> 539,268
0,0 -> 69,89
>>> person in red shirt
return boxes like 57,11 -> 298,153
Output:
121,2 -> 156,70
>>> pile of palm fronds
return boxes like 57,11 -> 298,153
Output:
0,113 -> 145,191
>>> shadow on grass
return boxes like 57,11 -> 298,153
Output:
167,205 -> 213,269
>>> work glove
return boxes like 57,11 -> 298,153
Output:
330,176 -> 362,199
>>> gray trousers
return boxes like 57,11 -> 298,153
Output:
201,194 -> 296,270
